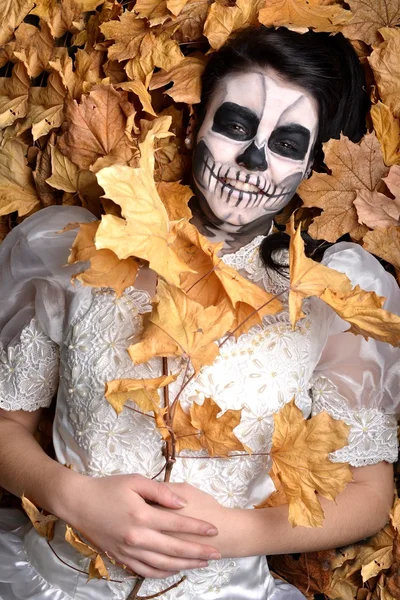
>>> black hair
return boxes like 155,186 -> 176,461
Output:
196,26 -> 370,270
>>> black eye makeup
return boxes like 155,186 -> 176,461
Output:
268,124 -> 311,160
212,102 -> 259,142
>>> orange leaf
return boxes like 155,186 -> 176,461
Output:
157,180 -> 193,221
204,0 -> 264,50
21,495 -> 58,540
149,55 -> 206,104
363,226 -> 400,270
369,28 -> 400,118
258,0 -> 351,33
371,102 -> 400,166
105,373 -> 178,414
269,400 -> 352,528
0,62 -> 29,128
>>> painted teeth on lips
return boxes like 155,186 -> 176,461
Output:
220,178 -> 262,193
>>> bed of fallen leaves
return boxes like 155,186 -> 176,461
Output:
0,0 -> 400,598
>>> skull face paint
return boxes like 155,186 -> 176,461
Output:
192,70 -> 319,229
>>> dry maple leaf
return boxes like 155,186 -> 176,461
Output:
58,84 -> 135,172
298,133 -> 388,242
21,495 -> 58,540
167,0 -> 190,17
342,0 -> 400,46
369,28 -> 400,119
13,20 -> 55,79
134,0 -> 173,26
0,62 -> 29,129
30,0 -> 85,38
160,0 -> 209,43
67,220 -> 139,297
46,144 -> 99,199
157,181 -> 193,221
94,119 -> 194,286
384,164 -> 400,199
204,0 -> 264,50
26,72 -> 66,141
258,0 -> 352,32
371,102 -> 400,167
0,0 -> 34,46
268,399 -> 352,528
105,374 -> 178,414
50,48 -> 105,101
117,80 -> 157,117
0,138 -> 39,217
128,279 -> 235,373
173,397 -> 248,457
354,188 -> 399,229
150,55 -> 206,104
363,226 -> 400,270
171,219 -> 283,336
65,525 -> 110,580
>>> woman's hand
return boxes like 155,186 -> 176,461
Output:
68,473 -> 221,579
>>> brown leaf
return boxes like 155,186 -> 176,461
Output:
354,189 -> 399,229
149,55 -> 206,104
0,0 -> 34,46
368,28 -> 400,118
58,84 -> 135,171
384,164 -> 400,200
117,80 -> 157,116
0,62 -> 29,129
204,0 -> 264,50
0,139 -> 39,217
21,495 -> 58,540
88,554 -> 110,581
67,221 -> 139,297
258,0 -> 352,33
343,0 -> 400,46
363,226 -> 400,269
13,21 -> 54,79
173,397 -> 248,457
128,279 -> 235,373
371,102 -> 400,167
33,136 -> 59,208
167,0 -> 190,17
269,399 -> 352,528
298,134 -> 388,242
161,0 -> 209,43
30,0 -> 84,38
50,48 -> 105,100
105,374 -> 178,414
134,0 -> 172,26
27,72 -> 65,141
157,181 -> 193,221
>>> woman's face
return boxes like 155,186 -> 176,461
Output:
192,69 -> 319,229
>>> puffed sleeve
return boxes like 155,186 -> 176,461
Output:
309,242 -> 400,467
0,206 -> 95,412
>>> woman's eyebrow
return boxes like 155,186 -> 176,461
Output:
214,102 -> 259,126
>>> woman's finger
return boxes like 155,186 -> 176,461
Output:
124,529 -> 220,562
123,547 -> 209,572
149,508 -> 218,537
122,557 -> 180,580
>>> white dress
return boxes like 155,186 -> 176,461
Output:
0,206 -> 399,600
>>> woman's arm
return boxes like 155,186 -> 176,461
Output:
0,409 -> 221,578
165,461 -> 394,557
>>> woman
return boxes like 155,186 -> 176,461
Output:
0,26 -> 399,600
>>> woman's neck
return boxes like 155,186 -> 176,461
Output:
189,199 -> 273,255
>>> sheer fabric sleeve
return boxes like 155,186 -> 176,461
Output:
310,242 -> 400,467
0,206 -> 95,412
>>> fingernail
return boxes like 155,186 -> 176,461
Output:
209,552 -> 221,560
175,497 -> 187,507
206,527 -> 218,536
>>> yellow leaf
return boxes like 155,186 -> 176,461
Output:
150,55 -> 206,104
128,279 -> 235,373
21,495 -> 58,540
0,139 -> 39,217
342,0 -> 400,46
95,119 -> 194,286
134,0 -> 171,26
187,397 -> 248,457
358,525 -> 394,582
172,401 -> 202,453
298,134 -> 388,242
13,20 -> 55,79
46,144 -> 97,196
88,554 -> 110,580
58,84 -> 136,171
258,0 -> 351,33
65,524 -> 97,557
30,0 -> 84,38
0,62 -> 29,129
105,374 -> 178,414
204,0 -> 264,50
0,0 -> 34,46
269,400 -> 352,528
363,226 -> 400,270
371,102 -> 400,166
157,181 -> 193,221
67,221 -> 139,297
320,286 -> 400,346
288,216 -> 352,326
117,80 -> 157,116
167,0 -> 190,17
368,28 -> 400,118
50,48 -> 105,100
390,495 -> 400,531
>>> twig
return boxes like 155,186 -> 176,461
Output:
162,357 -> 175,483
126,406 -> 156,419
127,578 -> 145,599
137,576 -> 186,599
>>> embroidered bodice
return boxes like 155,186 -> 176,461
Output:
1,206 -> 399,600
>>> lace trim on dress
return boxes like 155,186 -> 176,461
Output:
0,318 -> 59,412
222,236 -> 290,297
311,376 -> 398,467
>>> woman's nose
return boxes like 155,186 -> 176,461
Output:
236,141 -> 268,171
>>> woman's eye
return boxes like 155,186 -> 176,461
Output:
278,141 -> 297,151
227,122 -> 247,135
